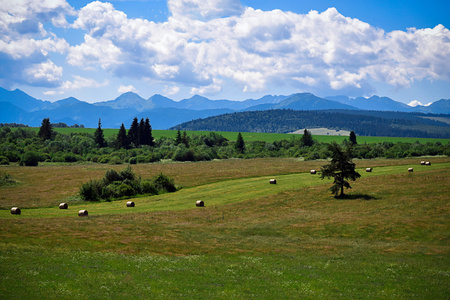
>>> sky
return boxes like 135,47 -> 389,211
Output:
1,0 -> 450,106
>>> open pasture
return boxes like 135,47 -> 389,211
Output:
23,127 -> 450,144
1,157 -> 449,298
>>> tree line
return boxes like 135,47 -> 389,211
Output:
0,118 -> 449,166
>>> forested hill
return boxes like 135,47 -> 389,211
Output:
171,109 -> 450,139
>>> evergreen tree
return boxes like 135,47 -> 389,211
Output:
138,118 -> 145,146
235,132 -> 245,154
300,129 -> 314,147
320,142 -> 361,197
182,131 -> 190,147
128,117 -> 139,147
116,123 -> 128,149
349,131 -> 357,145
175,129 -> 183,145
38,118 -> 54,141
94,119 -> 106,147
144,118 -> 154,146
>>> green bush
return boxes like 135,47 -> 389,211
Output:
79,179 -> 103,201
128,157 -> 137,164
20,151 -> 41,166
141,180 -> 158,195
154,173 -> 177,193
0,156 -> 9,165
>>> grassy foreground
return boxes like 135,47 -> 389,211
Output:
1,157 -> 449,299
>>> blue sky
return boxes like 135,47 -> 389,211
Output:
1,0 -> 449,105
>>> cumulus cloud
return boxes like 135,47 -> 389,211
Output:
44,75 -> 109,95
407,100 -> 432,107
118,84 -> 138,94
0,0 -> 73,88
65,2 -> 450,97
168,0 -> 244,21
4,0 -> 450,97
163,85 -> 180,96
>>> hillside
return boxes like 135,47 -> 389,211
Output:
171,109 -> 450,138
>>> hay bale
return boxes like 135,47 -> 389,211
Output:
196,200 -> 204,207
269,179 -> 277,184
420,161 -> 426,165
78,210 -> 88,217
126,201 -> 135,207
408,168 -> 413,172
59,203 -> 68,209
425,161 -> 431,166
10,207 -> 21,215
310,170 -> 316,174
366,168 -> 372,172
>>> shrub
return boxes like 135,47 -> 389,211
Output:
128,157 -> 137,164
119,166 -> 136,181
104,169 -> 122,185
109,156 -> 122,164
154,173 -> 177,193
20,151 -> 41,166
0,156 -> 9,165
0,172 -> 16,186
141,180 -> 158,195
79,179 -> 103,201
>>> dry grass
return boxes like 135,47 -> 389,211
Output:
2,157 -> 448,209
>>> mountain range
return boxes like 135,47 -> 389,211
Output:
0,87 -> 449,129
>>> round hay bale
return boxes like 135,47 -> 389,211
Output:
425,161 -> 431,166
10,207 -> 21,215
366,168 -> 372,172
420,161 -> 425,165
269,179 -> 277,184
408,168 -> 413,172
310,170 -> 316,174
59,203 -> 68,209
126,201 -> 135,207
196,200 -> 204,207
78,210 -> 88,217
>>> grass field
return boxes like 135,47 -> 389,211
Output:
21,127 -> 450,144
1,157 -> 449,298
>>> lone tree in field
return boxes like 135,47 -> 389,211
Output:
349,131 -> 357,145
300,129 -> 314,147
320,142 -> 361,198
235,132 -> 245,154
94,119 -> 106,148
38,118 -> 54,141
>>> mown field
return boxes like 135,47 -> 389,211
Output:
22,127 -> 450,144
1,157 -> 449,299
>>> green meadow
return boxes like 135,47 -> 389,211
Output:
1,156 -> 449,298
30,127 -> 450,144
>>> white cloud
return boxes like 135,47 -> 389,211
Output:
5,0 -> 450,98
407,100 -> 432,107
0,0 -> 73,88
163,85 -> 180,96
118,84 -> 138,94
168,0 -> 244,21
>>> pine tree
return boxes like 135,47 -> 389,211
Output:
138,118 -> 145,146
235,132 -> 245,154
116,123 -> 128,149
182,131 -> 189,147
144,118 -> 154,146
320,142 -> 361,197
128,117 -> 139,147
175,129 -> 183,145
349,131 -> 357,145
300,129 -> 314,147
94,119 -> 106,148
38,118 -> 54,141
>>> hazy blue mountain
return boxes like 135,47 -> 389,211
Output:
0,101 -> 30,123
95,92 -> 155,111
148,94 -> 178,108
0,87 -> 52,111
245,93 -> 358,111
1,87 -> 448,130
325,95 -> 415,112
414,99 -> 450,114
